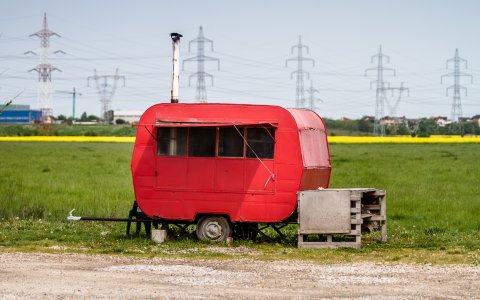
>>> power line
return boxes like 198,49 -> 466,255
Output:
182,26 -> 219,103
286,36 -> 315,108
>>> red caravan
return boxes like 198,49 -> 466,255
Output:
131,102 -> 331,239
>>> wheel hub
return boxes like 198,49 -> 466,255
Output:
205,221 -> 222,239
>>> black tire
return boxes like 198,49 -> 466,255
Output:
233,223 -> 258,240
196,216 -> 232,242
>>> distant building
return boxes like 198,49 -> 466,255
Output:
381,116 -> 408,127
0,104 -> 31,111
433,116 -> 449,127
0,110 -> 42,124
472,115 -> 480,126
113,110 -> 143,124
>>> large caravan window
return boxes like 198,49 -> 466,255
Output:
218,127 -> 244,157
157,127 -> 187,156
246,127 -> 275,159
189,127 -> 216,157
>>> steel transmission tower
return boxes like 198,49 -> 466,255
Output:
286,36 -> 315,108
386,82 -> 409,120
306,80 -> 322,111
386,82 -> 409,134
441,49 -> 473,126
365,45 -> 396,136
87,69 -> 125,122
26,13 -> 65,122
182,26 -> 220,103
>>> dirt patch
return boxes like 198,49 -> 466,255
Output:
0,252 -> 478,299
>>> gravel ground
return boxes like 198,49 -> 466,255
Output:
0,252 -> 479,299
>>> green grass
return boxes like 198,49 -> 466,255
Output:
1,142 -> 479,263
0,142 -> 134,219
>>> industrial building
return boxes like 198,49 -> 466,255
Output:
0,105 -> 42,124
113,110 -> 143,124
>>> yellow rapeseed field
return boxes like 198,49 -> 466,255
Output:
328,135 -> 480,143
0,136 -> 135,143
0,135 -> 479,143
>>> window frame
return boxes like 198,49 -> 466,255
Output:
155,125 -> 276,160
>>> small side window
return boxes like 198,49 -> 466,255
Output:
157,127 -> 187,156
246,127 -> 275,159
218,127 -> 244,157
189,127 -> 216,157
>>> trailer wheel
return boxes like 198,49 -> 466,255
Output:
196,216 -> 232,242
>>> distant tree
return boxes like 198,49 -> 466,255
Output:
88,115 -> 99,122
358,118 -> 373,133
417,119 -> 436,137
396,124 -> 410,135
115,118 -> 126,125
462,121 -> 476,135
80,112 -> 88,121
57,114 -> 67,121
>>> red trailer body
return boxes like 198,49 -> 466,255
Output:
131,103 -> 331,223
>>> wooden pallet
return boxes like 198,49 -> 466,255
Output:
297,189 -> 386,249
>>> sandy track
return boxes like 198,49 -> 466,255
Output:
0,252 -> 479,299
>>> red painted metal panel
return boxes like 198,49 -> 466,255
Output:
244,159 -> 275,192
286,109 -> 331,168
156,157 -> 187,189
186,158 -> 215,191
215,158 -> 244,191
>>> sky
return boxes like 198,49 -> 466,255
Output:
0,0 -> 479,119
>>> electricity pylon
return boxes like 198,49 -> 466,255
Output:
365,45 -> 396,136
87,69 -> 125,122
441,49 -> 473,130
306,80 -> 322,111
25,13 -> 65,122
387,82 -> 409,134
286,36 -> 315,108
182,26 -> 220,103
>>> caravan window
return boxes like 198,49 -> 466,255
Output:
218,127 -> 244,157
157,127 -> 187,156
246,127 -> 275,159
189,127 -> 216,157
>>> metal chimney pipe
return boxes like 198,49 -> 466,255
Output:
170,33 -> 182,103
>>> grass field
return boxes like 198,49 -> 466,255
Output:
0,142 -> 479,263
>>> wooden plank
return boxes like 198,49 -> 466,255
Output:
298,241 -> 361,249
350,207 -> 361,213
372,190 -> 386,196
369,215 -> 386,221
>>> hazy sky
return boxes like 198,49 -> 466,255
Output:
0,0 -> 479,119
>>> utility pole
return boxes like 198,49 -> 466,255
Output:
87,69 -> 125,122
441,48 -> 473,133
286,36 -> 315,108
182,26 -> 220,103
55,88 -> 81,119
306,80 -> 322,111
25,13 -> 65,123
365,45 -> 396,136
